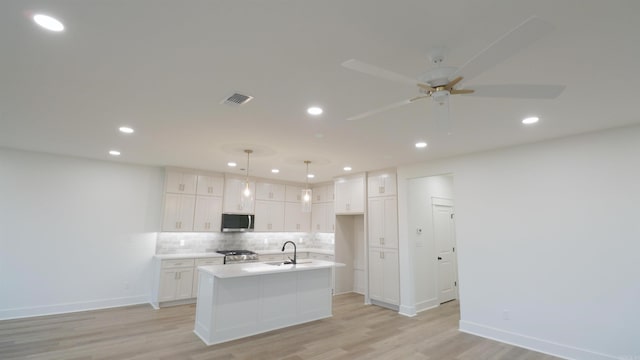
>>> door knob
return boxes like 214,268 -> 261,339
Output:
438,257 -> 442,260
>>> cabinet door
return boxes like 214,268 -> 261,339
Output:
285,185 -> 303,203
368,249 -> 384,301
256,182 -> 286,201
196,175 -> 224,196
334,180 -> 350,213
311,202 -> 325,232
368,198 -> 385,247
162,194 -> 196,231
223,178 -> 255,214
166,171 -> 197,194
175,268 -> 194,300
285,202 -> 310,232
348,177 -> 365,213
255,200 -> 285,231
368,172 -> 397,197
382,249 -> 400,305
324,202 -> 335,232
383,197 -> 398,249
159,269 -> 178,302
193,196 -> 222,232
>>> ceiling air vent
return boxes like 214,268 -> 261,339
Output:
221,93 -> 253,106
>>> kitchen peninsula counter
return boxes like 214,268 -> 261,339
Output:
194,260 -> 343,346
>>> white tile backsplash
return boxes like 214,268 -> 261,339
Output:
156,232 -> 334,254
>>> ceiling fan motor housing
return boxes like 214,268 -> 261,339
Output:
420,66 -> 458,87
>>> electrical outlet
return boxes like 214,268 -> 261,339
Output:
502,310 -> 510,320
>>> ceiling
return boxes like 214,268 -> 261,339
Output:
2,0 -> 639,183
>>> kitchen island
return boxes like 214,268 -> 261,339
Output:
194,260 -> 343,346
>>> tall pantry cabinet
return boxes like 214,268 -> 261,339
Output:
367,170 -> 400,308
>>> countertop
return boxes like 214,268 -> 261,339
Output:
198,259 -> 344,278
154,248 -> 333,260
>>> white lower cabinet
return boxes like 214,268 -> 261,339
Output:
158,259 -> 195,302
153,257 -> 224,307
368,248 -> 399,306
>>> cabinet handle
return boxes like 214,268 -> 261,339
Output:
379,186 -> 384,194
179,184 -> 184,191
174,272 -> 178,280
380,237 -> 385,245
208,186 -> 212,193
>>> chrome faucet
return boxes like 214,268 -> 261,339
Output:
281,241 -> 297,264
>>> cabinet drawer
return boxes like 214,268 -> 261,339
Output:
162,259 -> 195,268
195,257 -> 223,266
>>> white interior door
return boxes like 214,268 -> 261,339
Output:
433,202 -> 457,303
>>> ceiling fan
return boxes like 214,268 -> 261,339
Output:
342,16 -> 566,130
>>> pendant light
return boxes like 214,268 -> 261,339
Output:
301,160 -> 312,213
240,149 -> 253,209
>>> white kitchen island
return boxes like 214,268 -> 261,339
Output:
194,260 -> 343,346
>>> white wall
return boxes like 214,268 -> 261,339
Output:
398,125 -> 640,360
407,175 -> 454,311
0,148 -> 164,319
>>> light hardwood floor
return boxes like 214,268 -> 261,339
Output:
0,293 -> 560,360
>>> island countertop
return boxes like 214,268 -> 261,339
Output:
198,259 -> 344,279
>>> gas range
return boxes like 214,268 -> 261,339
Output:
216,250 -> 259,264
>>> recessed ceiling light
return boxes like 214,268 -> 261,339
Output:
33,14 -> 64,32
109,150 -> 121,156
415,142 -> 428,148
307,174 -> 315,178
227,162 -> 237,167
343,166 -> 352,171
119,126 -> 134,134
271,169 -> 280,173
307,107 -> 323,116
522,116 -> 540,125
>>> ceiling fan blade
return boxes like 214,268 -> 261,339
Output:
409,95 -> 429,102
444,76 -> 463,90
453,16 -> 553,83
463,84 -> 565,99
342,59 -> 417,86
450,89 -> 475,95
417,83 -> 435,92
346,99 -> 413,121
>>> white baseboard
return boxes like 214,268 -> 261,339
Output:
415,298 -> 439,313
399,304 -> 416,317
459,320 -> 618,360
0,295 -> 151,320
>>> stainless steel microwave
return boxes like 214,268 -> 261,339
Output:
221,214 -> 254,232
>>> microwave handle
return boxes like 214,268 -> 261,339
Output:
247,214 -> 252,229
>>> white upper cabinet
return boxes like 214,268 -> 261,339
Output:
285,185 -> 304,203
196,174 -> 224,197
367,170 -> 397,197
162,194 -> 196,231
223,177 -> 256,214
193,196 -> 223,232
255,182 -> 286,201
311,202 -> 334,233
313,183 -> 335,203
284,202 -> 311,232
335,176 -> 365,214
165,171 -> 198,194
254,200 -> 285,232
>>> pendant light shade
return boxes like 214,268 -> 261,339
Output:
301,160 -> 312,213
240,149 -> 253,209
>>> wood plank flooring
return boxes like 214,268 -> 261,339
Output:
0,293 -> 560,359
